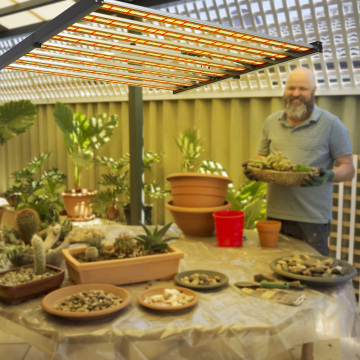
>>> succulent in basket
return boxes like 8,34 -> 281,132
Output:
135,222 -> 178,254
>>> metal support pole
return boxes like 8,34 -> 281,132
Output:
128,86 -> 144,225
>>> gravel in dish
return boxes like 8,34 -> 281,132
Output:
180,273 -> 222,286
144,288 -> 195,306
0,267 -> 59,286
54,290 -> 123,312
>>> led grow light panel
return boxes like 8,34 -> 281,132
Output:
0,0 -> 322,94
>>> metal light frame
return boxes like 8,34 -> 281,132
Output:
0,0 -> 322,95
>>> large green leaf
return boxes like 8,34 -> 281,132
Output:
0,100 -> 36,145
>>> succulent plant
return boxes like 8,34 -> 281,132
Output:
85,246 -> 99,262
135,222 -> 178,254
15,208 -> 41,245
31,235 -> 46,275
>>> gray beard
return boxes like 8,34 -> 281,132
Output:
283,96 -> 315,120
285,102 -> 308,119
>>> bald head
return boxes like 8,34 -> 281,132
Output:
286,67 -> 316,92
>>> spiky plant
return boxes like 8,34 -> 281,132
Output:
14,208 -> 41,244
85,247 -> 99,262
135,222 -> 178,254
0,244 -> 25,268
84,235 -> 106,255
31,235 -> 46,275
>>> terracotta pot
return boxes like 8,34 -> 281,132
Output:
62,244 -> 184,285
166,173 -> 232,207
165,200 -> 231,237
62,189 -> 97,222
0,264 -> 65,304
256,220 -> 282,248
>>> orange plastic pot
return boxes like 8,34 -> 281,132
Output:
256,220 -> 282,248
62,189 -> 97,222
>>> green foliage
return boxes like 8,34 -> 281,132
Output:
84,235 -> 106,255
92,151 -> 168,218
0,100 -> 37,145
175,128 -> 203,172
4,153 -> 67,227
0,244 -> 25,268
135,222 -> 178,253
227,181 -> 267,230
53,102 -> 119,189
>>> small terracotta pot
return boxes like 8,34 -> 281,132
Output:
166,173 -> 232,207
62,189 -> 97,222
165,200 -> 231,237
256,220 -> 282,248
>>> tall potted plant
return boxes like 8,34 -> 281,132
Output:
166,128 -> 232,208
53,102 -> 119,221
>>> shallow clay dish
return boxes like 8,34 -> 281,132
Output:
174,270 -> 228,290
137,286 -> 198,312
41,284 -> 131,321
270,255 -> 357,287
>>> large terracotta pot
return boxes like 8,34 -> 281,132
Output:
62,244 -> 184,285
62,189 -> 97,222
165,200 -> 231,237
166,173 -> 232,207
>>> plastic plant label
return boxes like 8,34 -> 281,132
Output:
241,288 -> 305,306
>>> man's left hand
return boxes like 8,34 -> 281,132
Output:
301,169 -> 334,187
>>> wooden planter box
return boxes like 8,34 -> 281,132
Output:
62,245 -> 184,285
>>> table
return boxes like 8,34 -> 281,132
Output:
0,225 -> 359,360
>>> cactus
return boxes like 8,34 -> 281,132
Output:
31,235 -> 46,275
15,208 -> 41,245
85,246 -> 99,262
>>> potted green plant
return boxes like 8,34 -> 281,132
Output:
92,151 -> 169,224
0,233 -> 65,304
0,100 -> 37,146
53,102 -> 119,221
166,128 -> 232,208
0,208 -> 72,268
61,222 -> 184,285
1,152 -> 71,237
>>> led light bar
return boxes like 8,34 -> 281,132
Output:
40,44 -> 227,78
0,0 -> 322,94
24,51 -> 209,82
83,13 -> 289,60
6,64 -> 178,91
66,24 -> 267,65
50,34 -> 248,72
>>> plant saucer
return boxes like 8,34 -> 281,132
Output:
41,284 -> 131,321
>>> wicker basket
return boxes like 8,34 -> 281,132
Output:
248,166 -> 319,186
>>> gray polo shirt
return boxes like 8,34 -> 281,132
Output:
256,105 -> 352,223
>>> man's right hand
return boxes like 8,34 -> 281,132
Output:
242,162 -> 259,181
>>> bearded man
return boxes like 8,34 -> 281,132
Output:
244,67 -> 355,255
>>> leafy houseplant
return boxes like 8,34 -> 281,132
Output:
92,152 -> 169,224
53,102 -> 119,221
61,222 -> 184,285
2,152 -> 68,229
226,181 -> 267,230
167,128 -> 232,208
0,100 -> 37,146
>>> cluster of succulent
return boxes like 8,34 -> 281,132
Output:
247,152 -> 313,172
0,208 -> 72,269
80,222 -> 178,263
